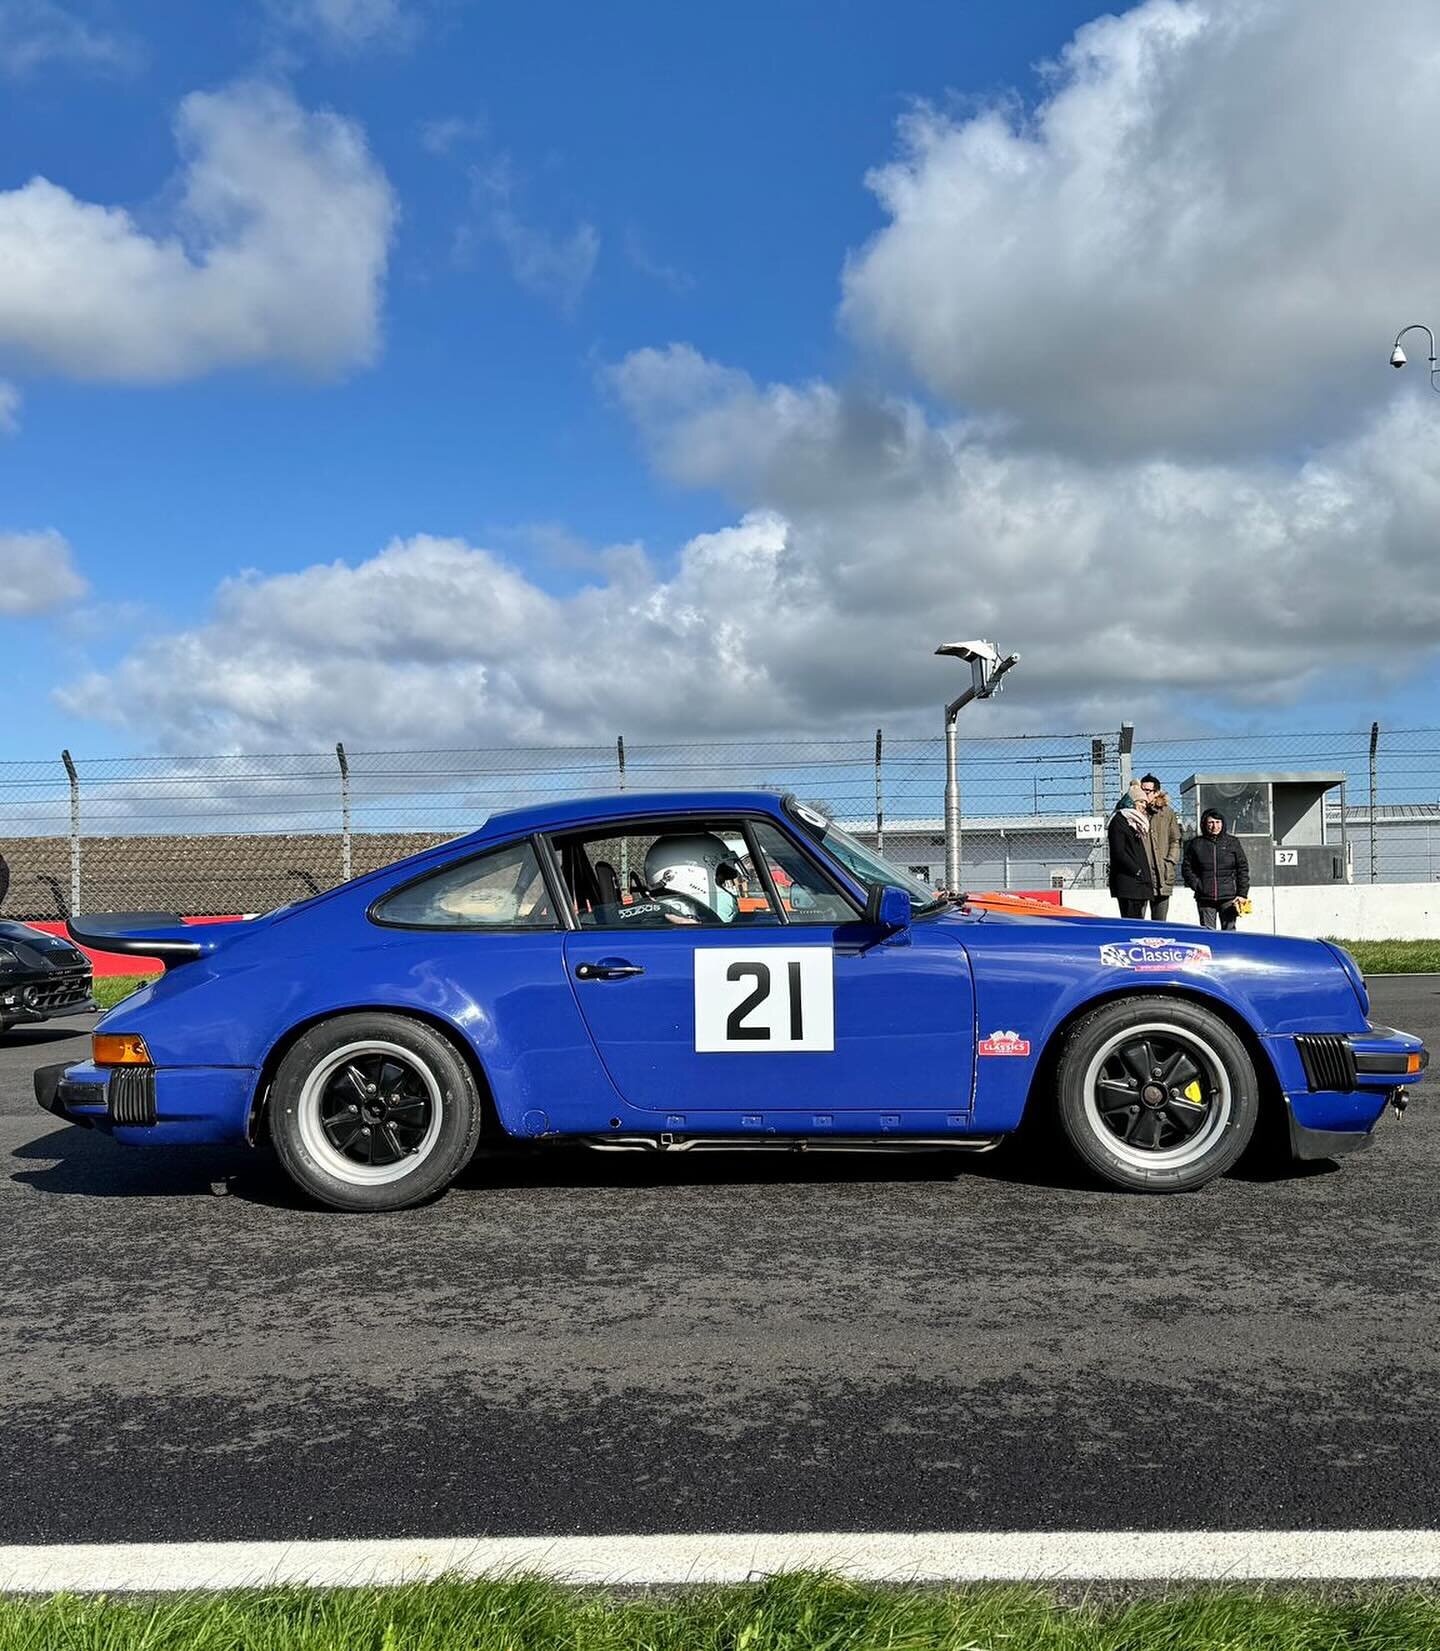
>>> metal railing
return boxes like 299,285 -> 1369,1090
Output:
1,725 -> 1436,920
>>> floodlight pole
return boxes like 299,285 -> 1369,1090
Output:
1390,324 -> 1440,392
943,701 -> 967,892
936,644 -> 1019,892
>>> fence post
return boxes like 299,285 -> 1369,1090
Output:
1118,721 -> 1134,794
1367,719 -> 1380,884
336,743 -> 352,883
874,729 -> 884,855
616,735 -> 628,888
61,749 -> 79,917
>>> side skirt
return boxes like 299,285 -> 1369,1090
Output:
575,1133 -> 1004,1155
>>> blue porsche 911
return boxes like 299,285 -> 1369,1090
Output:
35,789 -> 1428,1211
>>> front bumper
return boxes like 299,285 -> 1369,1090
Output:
1,968 -> 95,1026
1280,1023 -> 1428,1159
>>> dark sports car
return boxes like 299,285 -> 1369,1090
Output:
0,918 -> 94,1034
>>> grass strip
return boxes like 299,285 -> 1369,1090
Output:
92,975 -> 153,1012
1328,938 -> 1440,974
7,1574 -> 1440,1651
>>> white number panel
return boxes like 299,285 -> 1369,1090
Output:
1275,848 -> 1299,866
693,947 -> 835,1053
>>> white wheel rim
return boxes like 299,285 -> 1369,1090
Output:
1080,1020 -> 1233,1172
296,1039 -> 444,1187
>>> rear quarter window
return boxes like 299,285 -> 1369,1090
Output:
372,841 -> 557,929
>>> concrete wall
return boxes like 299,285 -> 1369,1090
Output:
1060,883 -> 1440,940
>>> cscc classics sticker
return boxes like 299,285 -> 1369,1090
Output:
1099,936 -> 1213,972
979,1029 -> 1031,1057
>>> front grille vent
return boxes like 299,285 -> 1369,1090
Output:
23,976 -> 91,1013
107,1068 -> 157,1126
1295,1034 -> 1356,1093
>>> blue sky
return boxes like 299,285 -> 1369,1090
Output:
4,0 -> 1440,761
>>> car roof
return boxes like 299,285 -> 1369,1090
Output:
475,789 -> 793,843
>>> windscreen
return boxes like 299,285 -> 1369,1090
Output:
785,802 -> 940,911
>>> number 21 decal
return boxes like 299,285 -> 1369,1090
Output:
694,947 -> 835,1052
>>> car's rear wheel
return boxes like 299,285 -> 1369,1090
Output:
269,1013 -> 482,1211
1055,996 -> 1259,1192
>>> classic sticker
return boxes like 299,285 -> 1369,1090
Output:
694,946 -> 835,1053
1099,936 -> 1213,971
979,1029 -> 1032,1056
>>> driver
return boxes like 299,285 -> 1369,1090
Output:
641,834 -> 743,924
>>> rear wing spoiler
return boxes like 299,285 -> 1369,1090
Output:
66,912 -> 214,966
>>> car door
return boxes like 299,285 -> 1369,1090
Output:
556,814 -> 975,1122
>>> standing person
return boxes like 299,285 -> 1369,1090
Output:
1138,774 -> 1182,921
1107,780 -> 1157,919
1183,809 -> 1250,930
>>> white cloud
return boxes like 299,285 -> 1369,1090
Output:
420,115 -> 486,157
0,379 -> 18,434
624,229 -> 694,295
0,529 -> 88,615
0,81 -> 396,382
0,0 -> 139,77
842,0 -> 1440,455
58,526 -> 790,748
59,355 -> 1440,747
265,0 -> 417,51
469,157 -> 599,317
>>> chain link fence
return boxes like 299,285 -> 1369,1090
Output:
1,724 -> 1436,920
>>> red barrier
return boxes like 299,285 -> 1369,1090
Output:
28,916 -> 246,977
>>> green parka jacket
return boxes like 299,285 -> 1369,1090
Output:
1143,796 -> 1183,895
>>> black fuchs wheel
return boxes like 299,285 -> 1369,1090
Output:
1055,996 -> 1259,1192
269,1013 -> 482,1211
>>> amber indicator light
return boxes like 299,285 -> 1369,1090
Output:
93,1033 -> 153,1067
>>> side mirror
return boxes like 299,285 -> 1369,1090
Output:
864,884 -> 913,934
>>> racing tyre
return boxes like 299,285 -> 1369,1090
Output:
269,1013 -> 483,1212
1054,996 -> 1259,1192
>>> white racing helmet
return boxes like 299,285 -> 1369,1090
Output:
643,833 -> 742,921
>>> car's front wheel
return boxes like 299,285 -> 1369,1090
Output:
1055,996 -> 1259,1192
269,1013 -> 483,1211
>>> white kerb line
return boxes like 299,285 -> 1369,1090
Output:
5,1530 -> 1440,1592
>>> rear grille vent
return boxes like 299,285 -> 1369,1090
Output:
1295,1034 -> 1356,1093
107,1068 -> 157,1126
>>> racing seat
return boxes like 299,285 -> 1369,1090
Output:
594,859 -> 620,908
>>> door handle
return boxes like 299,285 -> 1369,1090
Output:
574,959 -> 645,981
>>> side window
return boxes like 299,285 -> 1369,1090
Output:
748,821 -> 856,924
374,840 -> 556,929
551,821 -> 780,929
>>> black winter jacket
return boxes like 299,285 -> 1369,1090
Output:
1107,809 -> 1158,900
1182,813 -> 1250,904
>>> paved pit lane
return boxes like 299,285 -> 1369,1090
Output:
2,977 -> 1438,1546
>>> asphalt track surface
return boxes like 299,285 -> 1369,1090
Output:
2,978 -> 1437,1548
